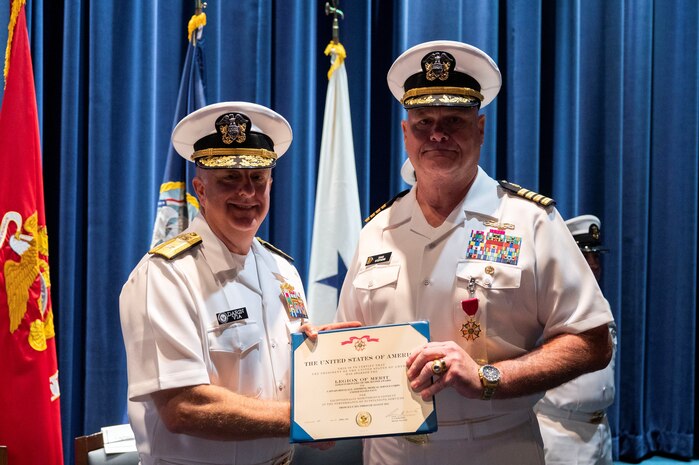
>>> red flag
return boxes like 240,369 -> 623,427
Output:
0,1 -> 64,463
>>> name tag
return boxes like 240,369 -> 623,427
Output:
216,307 -> 249,325
366,252 -> 392,266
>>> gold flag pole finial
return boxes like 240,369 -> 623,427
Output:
323,1 -> 346,79
188,0 -> 208,45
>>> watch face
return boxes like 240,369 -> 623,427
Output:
482,365 -> 500,382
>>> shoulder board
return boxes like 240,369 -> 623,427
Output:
257,237 -> 294,262
148,232 -> 202,260
364,189 -> 410,223
498,180 -> 556,207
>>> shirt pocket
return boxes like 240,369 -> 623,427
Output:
353,264 -> 401,291
455,260 -> 522,290
207,320 -> 263,397
208,319 -> 262,354
454,261 -> 523,340
351,264 -> 401,321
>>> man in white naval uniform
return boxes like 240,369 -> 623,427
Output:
535,215 -> 616,464
336,41 -> 614,465
120,102 -> 316,465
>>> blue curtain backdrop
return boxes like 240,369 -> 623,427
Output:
0,1 -> 697,463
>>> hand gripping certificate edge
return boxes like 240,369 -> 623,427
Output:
289,320 -> 437,443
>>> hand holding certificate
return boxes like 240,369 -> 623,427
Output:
290,321 -> 437,442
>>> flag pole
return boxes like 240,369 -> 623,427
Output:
188,1 -> 208,46
307,1 -> 361,324
324,1 -> 344,44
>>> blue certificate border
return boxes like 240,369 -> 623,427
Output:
290,320 -> 436,443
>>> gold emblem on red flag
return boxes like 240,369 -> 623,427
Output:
1,210 -> 55,351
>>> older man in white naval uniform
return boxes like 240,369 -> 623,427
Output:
120,102 -> 317,465
336,40 -> 614,465
535,214 -> 616,464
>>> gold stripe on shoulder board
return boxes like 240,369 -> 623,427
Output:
498,180 -> 556,207
149,232 -> 202,260
365,189 -> 411,223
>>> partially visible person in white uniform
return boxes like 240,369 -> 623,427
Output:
335,40 -> 614,465
120,102 -> 339,465
535,214 -> 616,465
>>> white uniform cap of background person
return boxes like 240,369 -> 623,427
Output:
401,159 -> 416,186
172,101 -> 293,169
565,214 -> 608,253
387,40 -> 502,109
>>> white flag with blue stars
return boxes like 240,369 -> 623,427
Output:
307,42 -> 362,324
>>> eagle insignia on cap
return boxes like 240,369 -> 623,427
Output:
216,113 -> 248,145
423,51 -> 454,81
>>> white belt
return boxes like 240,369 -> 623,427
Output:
144,450 -> 293,465
405,410 -> 532,443
535,403 -> 607,424
252,450 -> 293,465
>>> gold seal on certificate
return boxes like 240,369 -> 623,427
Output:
290,321 -> 437,442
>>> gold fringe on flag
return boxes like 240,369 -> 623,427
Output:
324,41 -> 347,80
187,12 -> 207,42
3,0 -> 27,86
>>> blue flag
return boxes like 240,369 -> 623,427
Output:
151,15 -> 207,247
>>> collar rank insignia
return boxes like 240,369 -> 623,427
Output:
280,282 -> 308,319
498,180 -> 556,207
149,232 -> 202,260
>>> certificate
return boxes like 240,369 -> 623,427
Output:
290,321 -> 437,443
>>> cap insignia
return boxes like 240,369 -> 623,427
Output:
422,51 -> 455,82
216,113 -> 248,145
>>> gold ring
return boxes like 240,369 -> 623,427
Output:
431,359 -> 447,375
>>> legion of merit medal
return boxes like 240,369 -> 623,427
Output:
460,277 -> 481,340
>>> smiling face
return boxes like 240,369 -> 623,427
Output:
402,106 -> 485,188
193,167 -> 272,254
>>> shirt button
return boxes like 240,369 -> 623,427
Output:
423,279 -> 430,286
278,382 -> 285,391
271,342 -> 278,349
368,281 -> 374,288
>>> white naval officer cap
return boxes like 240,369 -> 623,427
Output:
172,101 -> 293,169
565,214 -> 608,253
387,40 -> 502,109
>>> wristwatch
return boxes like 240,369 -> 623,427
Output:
478,364 -> 500,400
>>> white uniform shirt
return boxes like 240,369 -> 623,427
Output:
120,215 -> 307,465
535,325 -> 617,465
336,167 -> 613,438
